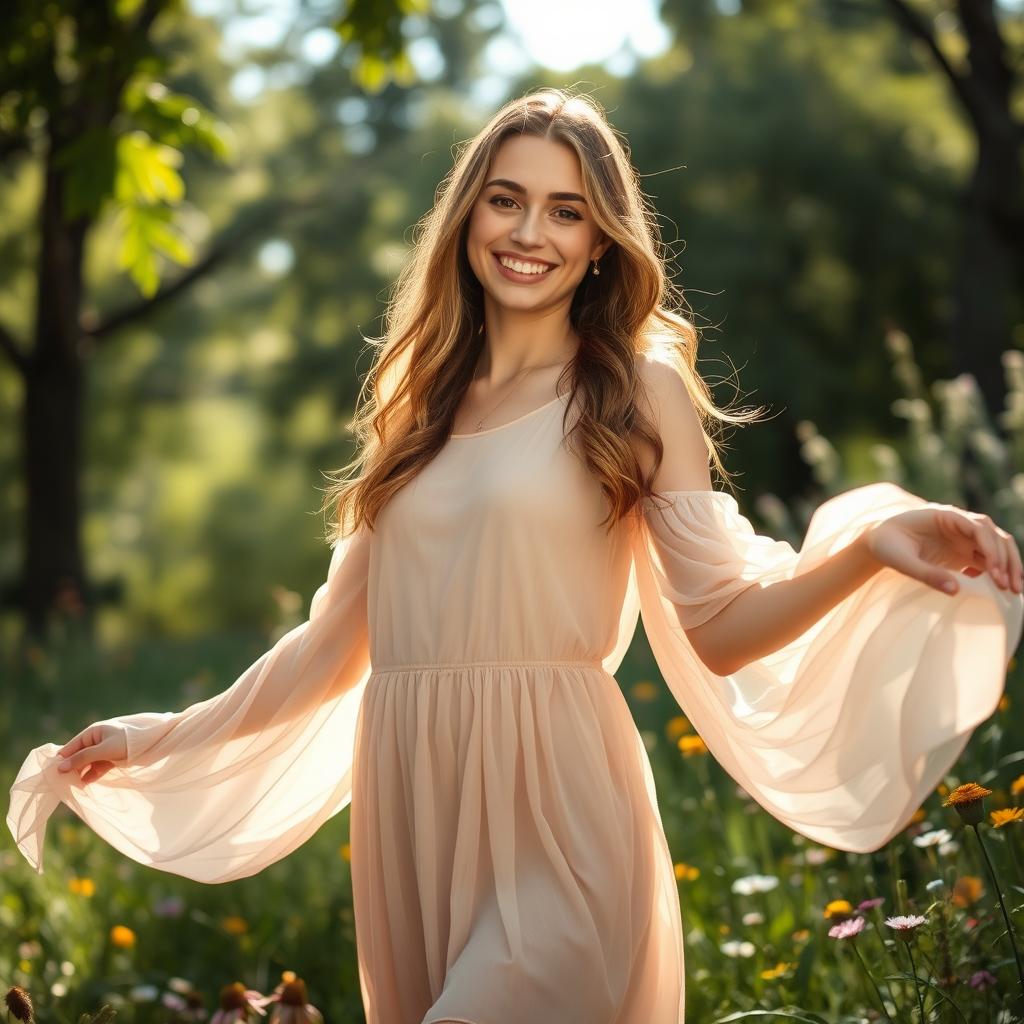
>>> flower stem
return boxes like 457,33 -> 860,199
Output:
905,942 -> 926,1022
851,938 -> 896,1023
970,823 -> 1024,994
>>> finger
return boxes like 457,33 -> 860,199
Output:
901,553 -> 962,596
1000,529 -> 1023,592
970,517 -> 1007,589
57,735 -> 114,774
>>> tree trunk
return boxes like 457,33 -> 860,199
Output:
22,141 -> 92,637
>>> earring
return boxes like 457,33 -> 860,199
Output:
591,259 -> 600,276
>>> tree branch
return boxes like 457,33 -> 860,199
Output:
0,322 -> 28,375
81,190 -> 331,341
881,0 -> 984,128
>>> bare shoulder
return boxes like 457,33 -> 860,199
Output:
633,351 -> 713,492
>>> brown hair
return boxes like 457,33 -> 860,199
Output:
319,86 -> 767,544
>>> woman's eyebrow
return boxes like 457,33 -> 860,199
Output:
483,178 -> 588,204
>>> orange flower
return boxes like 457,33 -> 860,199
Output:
998,694 -> 1010,713
1011,774 -> 1024,798
909,808 -> 927,824
760,961 -> 795,980
673,862 -> 700,881
68,877 -> 95,896
109,925 -> 136,948
677,735 -> 708,757
990,807 -> 1024,828
791,928 -> 811,942
665,715 -> 690,741
630,681 -> 659,702
823,899 -> 855,921
952,876 -> 984,908
943,783 -> 992,825
222,916 -> 248,935
339,843 -> 351,862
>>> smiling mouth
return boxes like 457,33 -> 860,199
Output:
492,252 -> 557,281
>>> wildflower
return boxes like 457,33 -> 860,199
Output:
742,911 -> 764,926
998,694 -> 1010,713
857,897 -> 885,911
952,875 -> 984,908
731,874 -> 779,895
885,914 -> 928,941
990,807 -> 1024,828
925,879 -> 945,894
938,838 -> 959,856
912,828 -> 952,848
943,782 -> 992,826
162,992 -> 189,1012
673,862 -> 699,881
630,680 -> 658,702
68,876 -> 95,896
828,916 -> 866,940
261,972 -> 324,1024
804,847 -> 830,866
222,915 -> 249,935
969,969 -> 998,991
110,925 -> 136,948
760,961 -> 795,980
211,982 -> 268,1024
677,734 -> 708,757
130,985 -> 160,1003
153,895 -> 185,918
665,715 -> 689,741
909,807 -> 928,824
1011,774 -> 1024,798
791,928 -> 811,942
720,939 -> 756,958
4,986 -> 34,1023
823,899 -> 855,921
339,843 -> 351,862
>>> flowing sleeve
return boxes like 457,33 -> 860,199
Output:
7,524 -> 373,883
632,481 -> 1024,853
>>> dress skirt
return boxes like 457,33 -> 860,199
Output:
350,659 -> 686,1024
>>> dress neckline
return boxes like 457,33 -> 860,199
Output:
449,391 -> 566,439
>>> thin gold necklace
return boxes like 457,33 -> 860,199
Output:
469,364 -> 539,432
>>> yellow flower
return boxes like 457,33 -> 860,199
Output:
824,899 -> 854,920
339,843 -> 351,862
760,961 -> 795,980
631,681 -> 658,702
998,694 -> 1011,713
990,807 -> 1024,828
68,877 -> 95,896
952,875 -> 984,908
791,928 -> 811,942
1011,774 -> 1024,798
665,715 -> 690,741
909,808 -> 927,824
110,925 -> 136,948
673,862 -> 700,881
944,782 -> 992,825
677,735 -> 708,757
222,916 -> 248,935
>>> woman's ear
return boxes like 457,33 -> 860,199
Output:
593,234 -> 614,262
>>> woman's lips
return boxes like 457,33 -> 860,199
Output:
492,252 -> 556,284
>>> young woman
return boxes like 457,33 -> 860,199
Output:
9,88 -> 1023,1024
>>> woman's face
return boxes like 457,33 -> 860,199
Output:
465,134 -> 610,313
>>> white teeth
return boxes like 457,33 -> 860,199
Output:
498,255 -> 551,275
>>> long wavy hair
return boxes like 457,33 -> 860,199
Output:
320,87 -> 768,545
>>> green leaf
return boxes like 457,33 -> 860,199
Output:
115,131 -> 185,205
712,1011 -> 831,1024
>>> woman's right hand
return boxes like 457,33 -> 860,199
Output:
55,723 -> 129,786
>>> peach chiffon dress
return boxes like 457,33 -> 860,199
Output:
8,386 -> 1023,1024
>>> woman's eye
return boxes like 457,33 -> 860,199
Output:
488,196 -> 582,221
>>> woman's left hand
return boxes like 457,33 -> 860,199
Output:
865,506 -> 1023,596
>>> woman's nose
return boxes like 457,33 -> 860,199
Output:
509,210 -> 544,246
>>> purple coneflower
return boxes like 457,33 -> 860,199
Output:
210,982 -> 268,1023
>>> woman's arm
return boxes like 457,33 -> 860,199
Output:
634,353 -> 1021,677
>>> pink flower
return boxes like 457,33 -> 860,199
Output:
969,969 -> 998,991
857,897 -> 885,911
828,916 -> 866,940
885,914 -> 928,942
